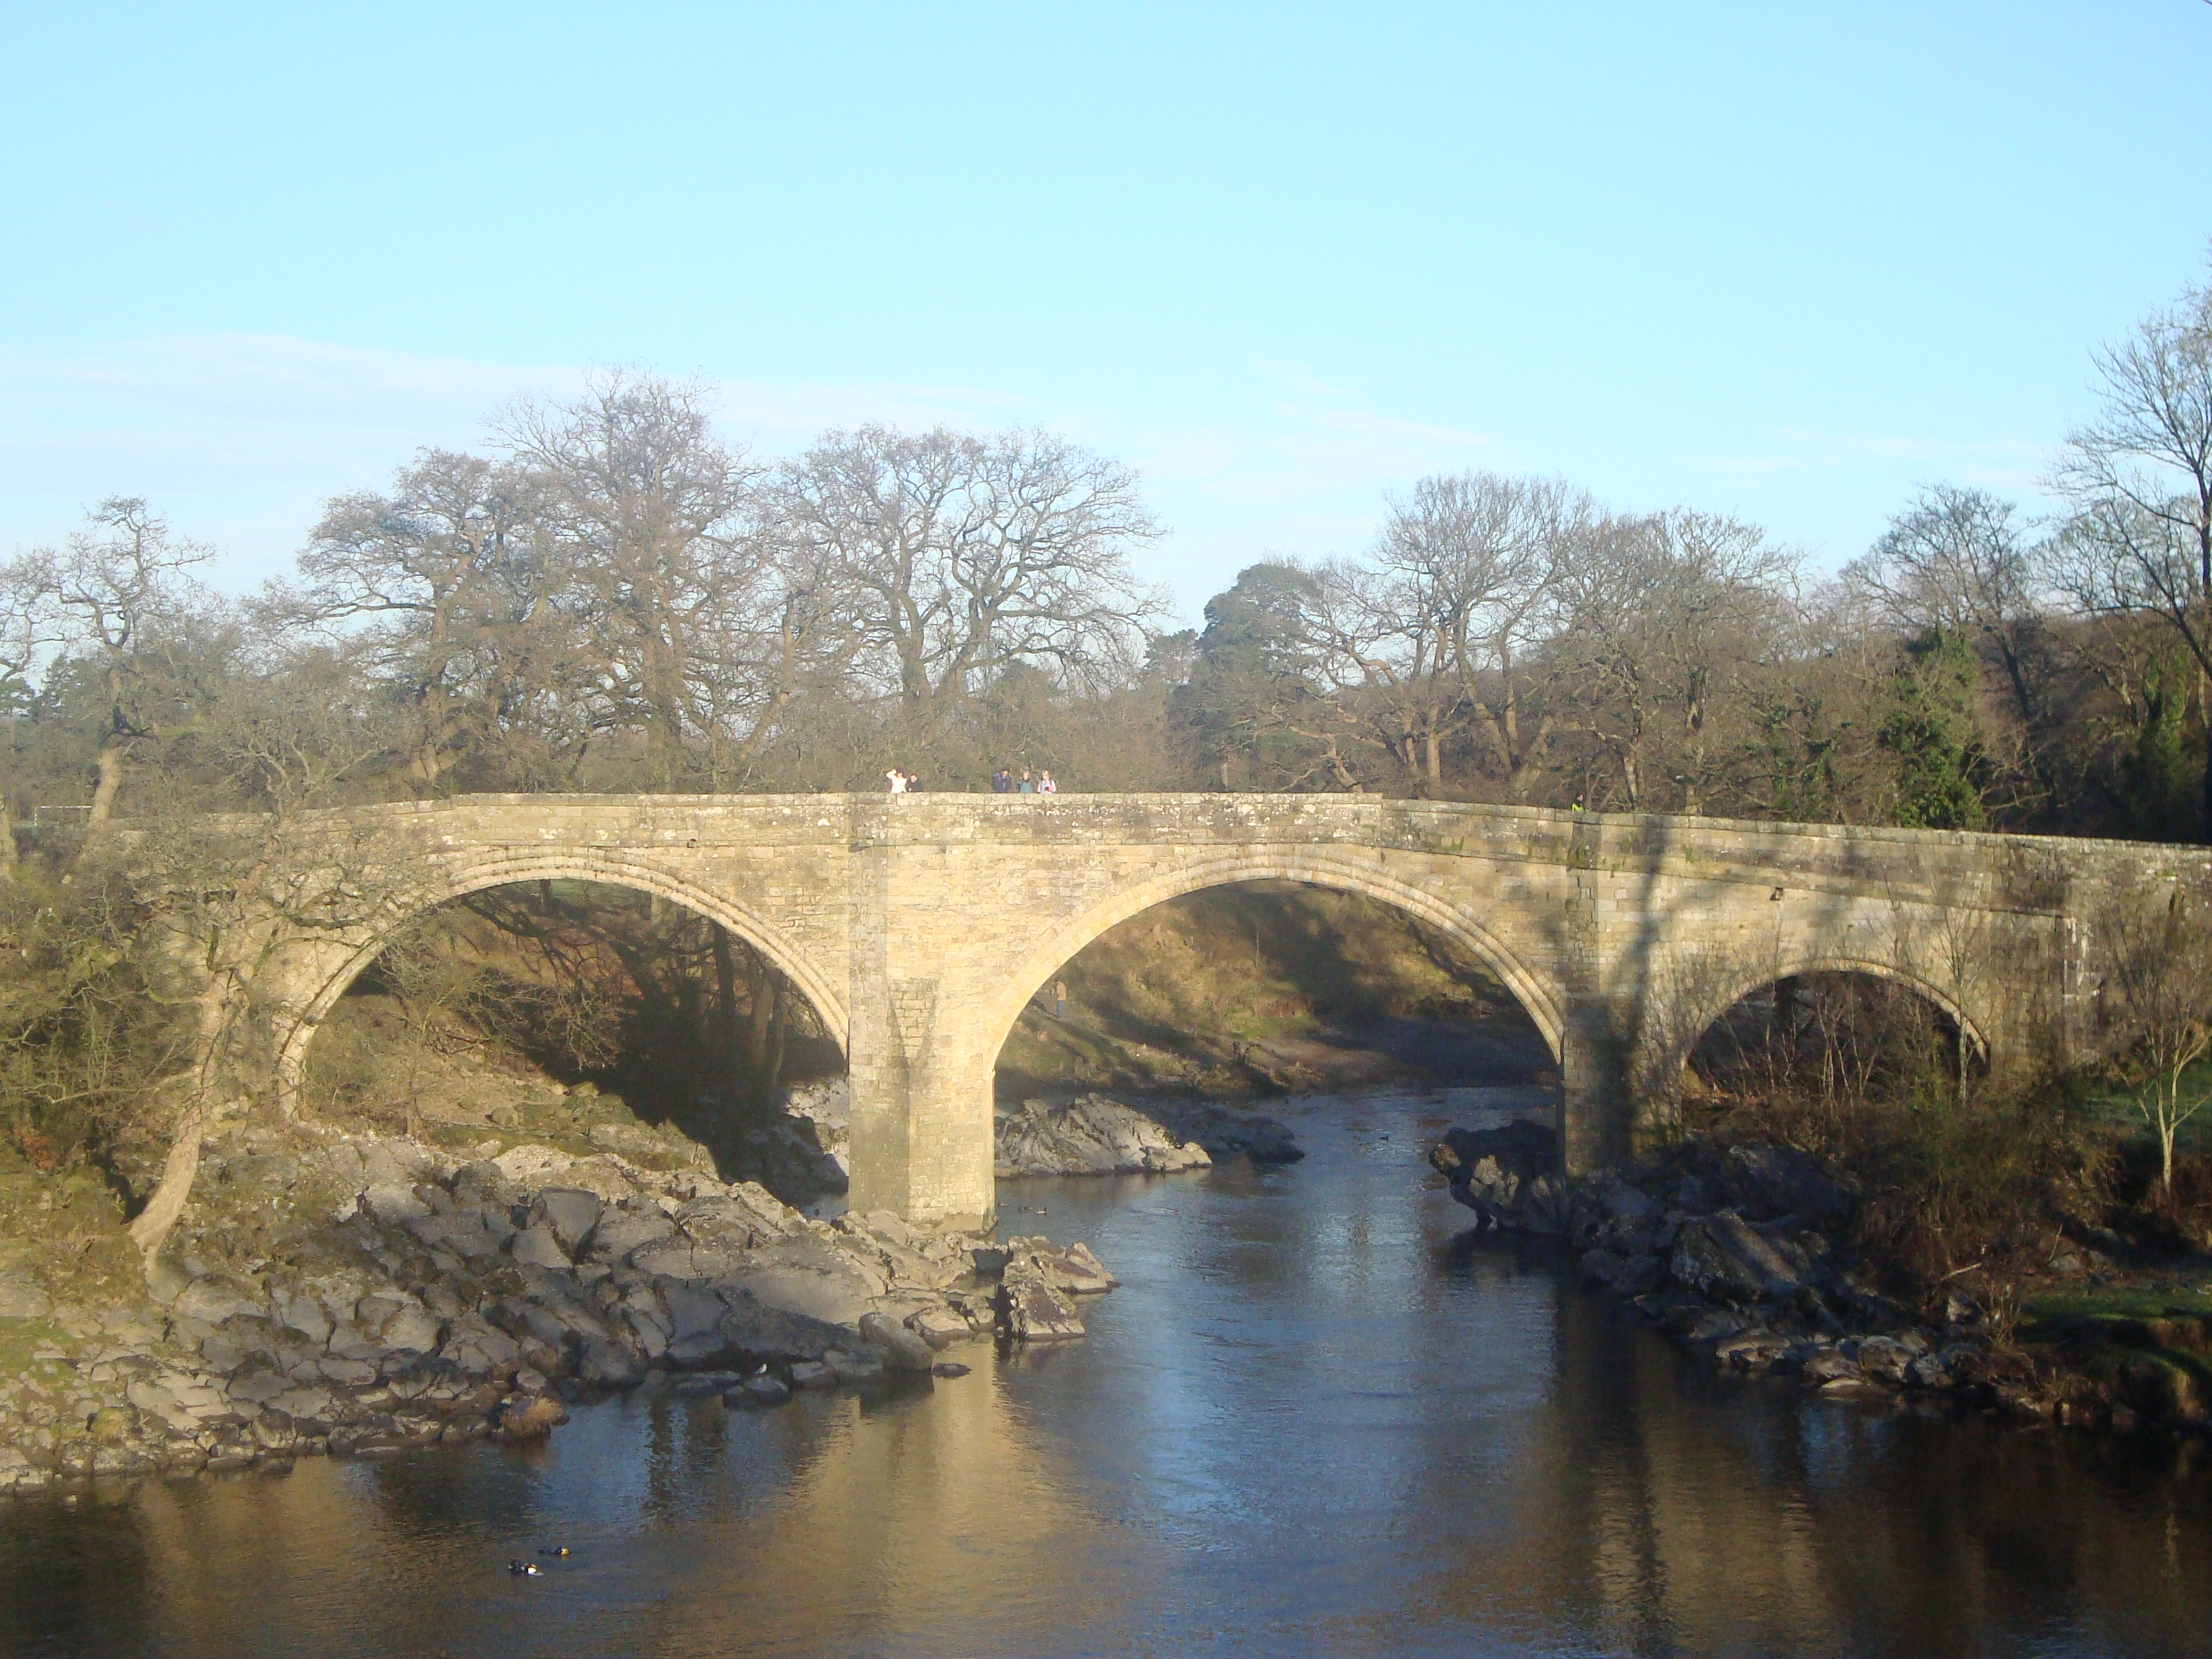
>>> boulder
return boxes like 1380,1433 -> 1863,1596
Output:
1668,1214 -> 1807,1304
1723,1144 -> 1859,1228
273,1292 -> 333,1347
533,1188 -> 603,1255
173,1274 -> 266,1325
994,1095 -> 1212,1177
857,1311 -> 938,1372
588,1120 -> 709,1171
729,1372 -> 791,1406
1579,1248 -> 1665,1297
0,1277 -> 52,1321
724,1236 -> 888,1326
995,1265 -> 1085,1343
824,1347 -> 883,1385
1153,1101 -> 1304,1165
715,1299 -> 850,1366
580,1339 -> 643,1388
1851,1335 -> 1917,1387
1004,1238 -> 1117,1296
508,1225 -> 572,1270
584,1206 -> 680,1264
381,1305 -> 445,1355
440,1315 -> 522,1379
661,1287 -> 732,1365
361,1182 -> 433,1226
1710,1328 -> 1795,1374
1800,1349 -> 1866,1389
905,1308 -> 970,1350
1429,1121 -> 1570,1234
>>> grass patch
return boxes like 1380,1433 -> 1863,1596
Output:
2022,1280 -> 2212,1330
2082,1058 -> 2212,1156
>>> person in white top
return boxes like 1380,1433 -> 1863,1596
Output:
885,769 -> 907,794
1038,770 -> 1057,793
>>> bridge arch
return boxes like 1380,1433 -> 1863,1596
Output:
1665,953 -> 1990,1096
271,849 -> 848,1116
969,848 -> 1566,1087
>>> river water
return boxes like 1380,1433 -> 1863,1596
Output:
6,1091 -> 2212,1658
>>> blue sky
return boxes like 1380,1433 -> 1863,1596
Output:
3,3 -> 2208,621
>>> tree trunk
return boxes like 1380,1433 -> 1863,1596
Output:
127,966 -> 236,1258
127,1094 -> 211,1257
83,735 -> 127,844
711,924 -> 740,1076
0,790 -> 14,881
2201,664 -> 2212,840
741,953 -> 783,1112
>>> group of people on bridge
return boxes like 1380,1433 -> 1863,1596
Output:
884,766 -> 1058,794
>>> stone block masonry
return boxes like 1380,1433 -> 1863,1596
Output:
157,793 -> 2212,1229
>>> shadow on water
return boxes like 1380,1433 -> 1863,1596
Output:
7,1090 -> 2212,1658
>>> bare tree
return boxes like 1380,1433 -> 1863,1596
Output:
1297,472 -> 1588,795
1553,510 -> 1797,813
36,499 -> 221,852
498,373 -> 768,786
0,555 -> 53,878
2051,272 -> 2212,831
1852,484 -> 2052,725
779,426 -> 1166,718
283,449 -> 556,793
1388,472 -> 1586,797
2100,885 -> 2212,1195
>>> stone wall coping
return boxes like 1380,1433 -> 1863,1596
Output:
159,792 -> 2211,871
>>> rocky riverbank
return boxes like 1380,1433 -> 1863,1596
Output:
0,1119 -> 1115,1497
1431,1120 -> 2212,1437
994,1094 -> 1305,1178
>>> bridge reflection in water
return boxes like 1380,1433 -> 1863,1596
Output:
7,1094 -> 2212,1657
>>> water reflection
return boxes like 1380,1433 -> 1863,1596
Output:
5,1093 -> 2212,1658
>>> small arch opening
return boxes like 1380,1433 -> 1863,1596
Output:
300,879 -> 845,1195
1683,968 -> 1987,1138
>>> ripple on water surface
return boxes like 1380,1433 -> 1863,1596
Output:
5,1092 -> 2212,1658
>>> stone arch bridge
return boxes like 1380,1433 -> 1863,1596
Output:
153,793 -> 2209,1231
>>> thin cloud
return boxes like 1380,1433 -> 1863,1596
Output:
0,333 -> 1501,616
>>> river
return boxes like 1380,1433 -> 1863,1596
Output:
5,1090 -> 2212,1658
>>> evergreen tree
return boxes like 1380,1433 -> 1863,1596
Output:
1879,629 -> 1989,830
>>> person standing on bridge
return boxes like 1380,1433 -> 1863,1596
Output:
886,768 -> 907,794
1017,770 -> 1035,794
992,767 -> 1012,793
1038,770 -> 1057,793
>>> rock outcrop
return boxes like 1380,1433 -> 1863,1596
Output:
995,1097 -> 1211,1177
1148,1101 -> 1305,1166
0,1122 -> 1115,1496
1426,1120 -> 2111,1423
1429,1120 -> 1573,1233
994,1094 -> 1302,1177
